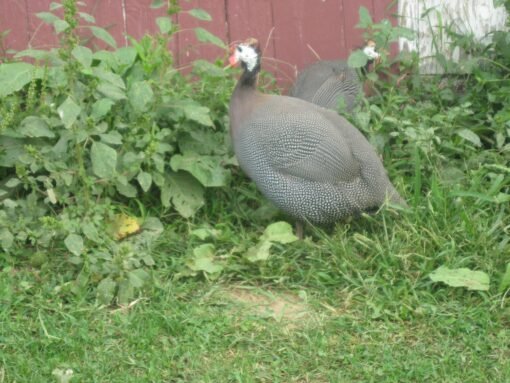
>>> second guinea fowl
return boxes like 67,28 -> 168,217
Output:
228,38 -> 405,228
288,41 -> 380,111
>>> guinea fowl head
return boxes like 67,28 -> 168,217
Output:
363,40 -> 380,61
229,38 -> 261,74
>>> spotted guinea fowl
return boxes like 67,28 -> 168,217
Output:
228,38 -> 405,232
288,41 -> 380,111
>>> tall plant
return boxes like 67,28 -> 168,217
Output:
0,0 -> 234,303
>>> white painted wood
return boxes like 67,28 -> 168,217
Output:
398,0 -> 508,73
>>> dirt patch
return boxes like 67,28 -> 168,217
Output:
220,287 -> 315,327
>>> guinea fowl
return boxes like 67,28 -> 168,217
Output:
288,41 -> 380,111
228,38 -> 405,234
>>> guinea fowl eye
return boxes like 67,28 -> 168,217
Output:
236,46 -> 242,53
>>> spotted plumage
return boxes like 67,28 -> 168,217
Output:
289,60 -> 362,111
289,41 -> 379,111
229,39 -> 405,226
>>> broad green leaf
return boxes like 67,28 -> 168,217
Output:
99,131 -> 123,145
194,27 -> 227,49
128,81 -> 154,113
348,50 -> 369,68
173,100 -> 213,126
82,221 -> 101,243
15,49 -> 62,63
89,26 -> 117,48
366,71 -> 378,82
47,66 -> 68,88
142,217 -> 164,233
0,228 -> 14,250
52,368 -> 74,383
178,129 -> 226,155
457,129 -> 482,147
36,11 -> 60,24
191,227 -> 220,240
58,97 -> 81,129
19,116 -> 55,138
358,6 -> 373,28
494,193 -> 510,203
96,277 -> 116,305
156,17 -> 173,34
91,141 -> 117,179
72,45 -> 93,67
117,279 -> 134,305
120,151 -> 144,174
499,263 -> 510,292
187,244 -> 223,274
193,59 -> 227,77
114,47 -> 138,69
128,269 -> 150,288
91,98 -> 115,121
64,233 -> 84,256
170,153 -> 228,187
188,8 -> 212,21
53,19 -> 70,34
245,241 -> 273,262
354,112 -> 370,130
92,67 -> 126,89
0,63 -> 43,97
150,0 -> 165,8
0,137 -> 26,166
5,178 -> 21,188
47,188 -> 57,204
50,2 -> 63,10
429,266 -> 490,291
162,172 -> 204,218
93,50 -> 115,67
261,221 -> 298,244
78,11 -> 96,23
116,181 -> 138,198
137,171 -> 152,192
97,82 -> 126,100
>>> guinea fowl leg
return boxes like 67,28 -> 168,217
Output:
295,221 -> 304,240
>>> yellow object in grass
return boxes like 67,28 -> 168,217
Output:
109,214 -> 141,240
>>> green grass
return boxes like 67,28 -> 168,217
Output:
2,176 -> 509,382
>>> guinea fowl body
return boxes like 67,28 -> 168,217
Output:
229,40 -> 405,225
288,60 -> 362,111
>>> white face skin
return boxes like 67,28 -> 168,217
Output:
234,44 -> 259,72
363,45 -> 380,60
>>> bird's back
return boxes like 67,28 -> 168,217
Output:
289,60 -> 362,111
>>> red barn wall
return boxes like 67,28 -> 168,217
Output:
0,0 -> 394,87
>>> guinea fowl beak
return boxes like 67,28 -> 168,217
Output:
224,45 -> 239,70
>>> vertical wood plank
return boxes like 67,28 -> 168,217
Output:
373,0 -> 395,21
342,0 -> 374,52
81,0 -> 125,48
226,0 -> 275,56
271,0 -> 346,88
0,0 -> 29,54
25,0 -> 59,49
177,0 -> 228,67
226,0 -> 277,85
124,0 -> 169,40
124,0 -> 177,62
399,0 -> 508,74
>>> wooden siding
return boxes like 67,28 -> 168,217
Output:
0,0 -> 393,87
399,0 -> 508,73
